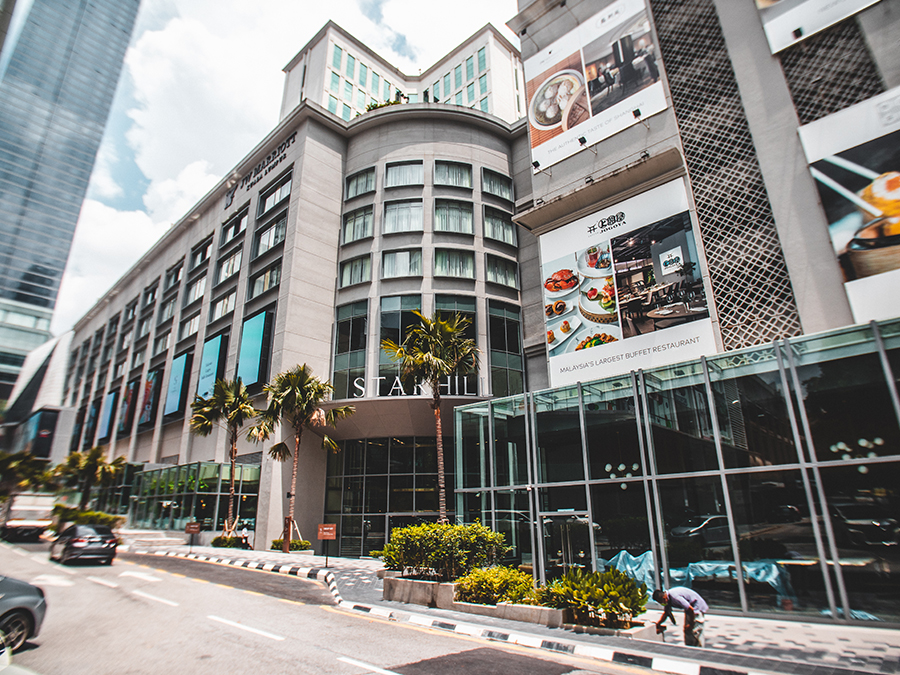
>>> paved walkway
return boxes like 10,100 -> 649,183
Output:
124,543 -> 900,675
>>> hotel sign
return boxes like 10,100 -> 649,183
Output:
226,131 -> 297,206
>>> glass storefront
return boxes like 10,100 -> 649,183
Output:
456,318 -> 900,624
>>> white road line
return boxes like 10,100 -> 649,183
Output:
132,590 -> 178,607
29,555 -> 48,565
119,571 -> 161,582
337,657 -> 401,675
87,576 -> 119,588
207,615 -> 285,641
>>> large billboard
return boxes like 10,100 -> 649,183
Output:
540,179 -> 717,387
524,0 -> 666,171
754,0 -> 880,53
799,86 -> 900,323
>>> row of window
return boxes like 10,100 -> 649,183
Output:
346,162 -> 513,200
332,44 -> 396,101
339,250 -> 517,288
342,202 -> 516,244
427,46 -> 488,104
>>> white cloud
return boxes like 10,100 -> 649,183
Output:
86,138 -> 124,201
143,160 -> 220,224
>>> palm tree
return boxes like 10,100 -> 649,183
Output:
0,450 -> 52,522
190,378 -> 259,536
56,447 -> 126,511
381,310 -> 480,522
250,364 -> 354,553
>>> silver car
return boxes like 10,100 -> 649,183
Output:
0,576 -> 46,651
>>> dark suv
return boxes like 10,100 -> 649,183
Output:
50,524 -> 118,565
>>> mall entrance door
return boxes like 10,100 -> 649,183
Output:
540,511 -> 594,581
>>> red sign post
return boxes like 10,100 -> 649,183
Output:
318,524 -> 336,567
185,522 -> 200,552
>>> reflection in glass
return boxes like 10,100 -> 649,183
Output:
582,377 -> 642,480
534,387 -> 584,483
493,397 -> 528,488
590,481 -> 651,561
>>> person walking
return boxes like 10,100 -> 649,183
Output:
653,587 -> 708,647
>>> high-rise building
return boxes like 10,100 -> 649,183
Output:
0,0 -> 140,401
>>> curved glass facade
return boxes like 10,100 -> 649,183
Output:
457,318 -> 900,624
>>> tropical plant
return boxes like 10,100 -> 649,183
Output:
51,506 -> 124,532
55,447 -> 125,511
249,364 -> 354,553
270,538 -> 311,551
0,450 -> 54,523
538,567 -> 649,628
381,311 -> 480,521
455,566 -> 538,606
190,378 -> 259,536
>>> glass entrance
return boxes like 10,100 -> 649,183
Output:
541,511 -> 593,580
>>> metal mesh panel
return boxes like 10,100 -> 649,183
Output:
779,19 -> 885,126
649,0 -> 802,351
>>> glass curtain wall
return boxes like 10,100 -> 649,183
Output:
456,318 -> 900,624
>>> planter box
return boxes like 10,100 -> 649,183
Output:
382,576 -> 455,607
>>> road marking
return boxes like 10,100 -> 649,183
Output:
31,574 -> 75,587
132,590 -> 179,607
337,657 -> 400,675
119,571 -> 161,582
277,598 -> 304,606
207,615 -> 285,641
192,578 -> 210,583
87,576 -> 119,588
243,590 -> 263,597
29,555 -> 48,565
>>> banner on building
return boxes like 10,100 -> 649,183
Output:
754,0 -> 880,53
539,179 -> 717,387
523,0 -> 666,171
799,86 -> 900,323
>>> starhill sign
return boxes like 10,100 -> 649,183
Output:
226,132 -> 297,207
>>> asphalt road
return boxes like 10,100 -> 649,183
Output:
1,541 -> 643,675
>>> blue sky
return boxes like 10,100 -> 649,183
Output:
52,0 -> 519,334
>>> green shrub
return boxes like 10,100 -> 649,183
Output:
376,521 -> 509,581
270,538 -> 311,551
538,567 -> 648,628
51,506 -> 124,531
455,566 -> 538,605
212,536 -> 243,548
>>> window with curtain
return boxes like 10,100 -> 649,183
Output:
466,56 -> 474,81
210,291 -> 236,322
454,64 -> 462,89
383,200 -> 423,233
434,200 -> 473,234
179,314 -> 200,341
216,249 -> 242,285
434,161 -> 472,188
358,63 -> 367,87
479,74 -> 487,95
486,254 -> 518,288
184,276 -> 206,306
254,213 -> 287,257
250,264 -> 281,299
482,169 -> 512,200
342,104 -> 351,121
477,47 -> 486,72
345,54 -> 355,79
372,72 -> 380,92
435,249 -> 475,279
346,168 -> 375,199
259,174 -> 292,215
479,97 -> 489,113
467,82 -> 475,103
328,95 -> 338,114
385,161 -> 424,187
330,71 -> 340,93
484,206 -> 516,245
344,80 -> 353,101
332,45 -> 342,69
342,205 -> 373,243
340,255 -> 371,288
357,89 -> 366,109
383,249 -> 422,278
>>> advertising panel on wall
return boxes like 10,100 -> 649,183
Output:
97,390 -> 118,441
118,379 -> 138,435
138,369 -> 162,427
237,310 -> 272,387
523,0 -> 665,171
164,352 -> 193,416
197,334 -> 227,398
754,0 -> 880,53
798,86 -> 900,323
539,179 -> 717,387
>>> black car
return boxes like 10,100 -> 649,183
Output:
50,524 -> 117,565
0,575 -> 47,652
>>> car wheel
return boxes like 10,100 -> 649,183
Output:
102,557 -> 113,565
0,610 -> 33,652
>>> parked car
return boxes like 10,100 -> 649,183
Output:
50,524 -> 117,565
670,514 -> 730,547
0,575 -> 46,652
769,504 -> 802,523
830,502 -> 900,547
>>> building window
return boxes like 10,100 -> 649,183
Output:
342,104 -> 351,121
333,300 -> 368,399
435,249 -> 475,279
249,264 -> 281,299
158,297 -> 176,324
332,44 -> 342,69
258,174 -> 292,216
466,56 -> 474,81
345,54 -> 355,79
330,71 -> 341,94
480,97 -> 489,113
407,93 -> 418,103
488,301 -> 523,397
143,285 -> 157,308
132,348 -> 146,369
124,301 -> 137,323
486,254 -> 518,288
216,249 -> 242,285
434,161 -> 472,188
379,295 -> 421,395
340,255 -> 371,288
466,83 -> 475,103
385,161 -> 424,188
484,206 -> 516,245
358,63 -> 367,86
383,80 -> 391,101
153,332 -> 171,356
357,89 -> 366,109
137,316 -> 151,339
454,64 -> 462,90
210,291 -> 236,322
346,168 -> 375,199
254,213 -> 287,257
344,80 -> 353,101
119,329 -> 132,352
165,264 -> 183,291
443,73 -> 451,97
433,80 -> 441,100
383,200 -> 423,234
372,72 -> 380,93
482,169 -> 512,200
222,210 -> 248,244
328,94 -> 338,113
179,314 -> 200,341
478,47 -> 486,73
455,91 -> 463,106
342,205 -> 373,244
114,361 -> 125,380
434,200 -> 474,234
190,239 -> 212,270
479,74 -> 487,95
383,249 -> 422,278
185,276 -> 206,306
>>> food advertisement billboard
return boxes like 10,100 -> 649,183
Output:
799,86 -> 900,323
539,179 -> 717,387
754,0 -> 880,53
524,0 -> 666,171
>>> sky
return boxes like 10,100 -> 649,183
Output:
50,0 -> 520,335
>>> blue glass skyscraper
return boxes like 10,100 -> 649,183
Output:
0,0 -> 140,400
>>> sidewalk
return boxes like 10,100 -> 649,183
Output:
124,543 -> 900,675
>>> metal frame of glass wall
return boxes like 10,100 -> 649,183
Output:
130,462 -> 260,532
456,318 -> 900,624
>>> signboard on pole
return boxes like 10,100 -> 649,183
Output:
318,524 -> 336,540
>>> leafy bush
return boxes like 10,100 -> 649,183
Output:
51,506 -> 124,531
377,521 -> 509,581
212,536 -> 243,548
455,566 -> 538,605
538,567 -> 648,628
270,538 -> 311,551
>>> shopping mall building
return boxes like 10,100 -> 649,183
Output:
17,1 -> 900,624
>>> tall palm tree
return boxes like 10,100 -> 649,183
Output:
381,310 -> 480,522
190,378 -> 259,536
56,447 -> 126,511
250,364 -> 354,553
